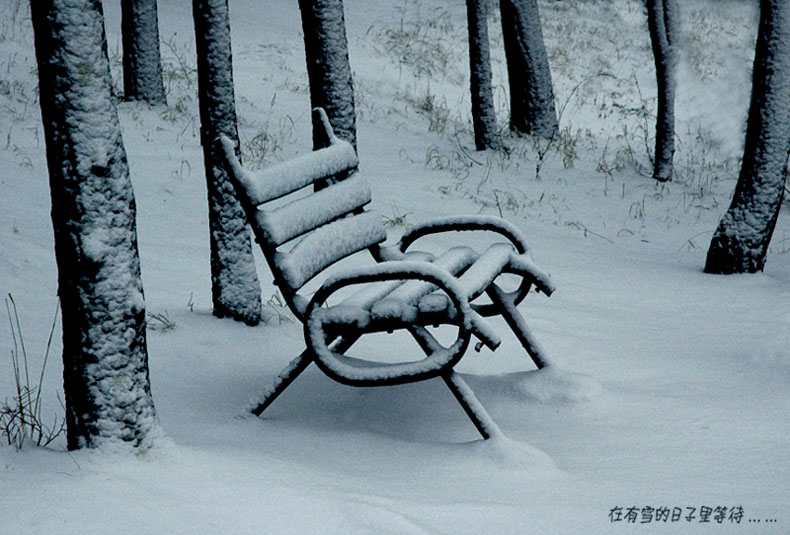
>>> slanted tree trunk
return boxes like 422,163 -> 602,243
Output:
121,0 -> 167,104
466,0 -> 499,150
193,0 -> 262,324
298,0 -> 356,150
30,0 -> 158,450
500,0 -> 558,138
705,0 -> 790,274
646,0 -> 678,182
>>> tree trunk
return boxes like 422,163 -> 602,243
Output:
466,0 -> 499,150
704,0 -> 790,274
30,0 -> 158,450
298,0 -> 357,150
500,0 -> 558,138
646,0 -> 678,182
121,0 -> 167,104
193,0 -> 263,324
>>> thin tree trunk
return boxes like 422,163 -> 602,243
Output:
121,0 -> 167,104
193,0 -> 263,324
298,0 -> 357,150
30,0 -> 158,450
705,0 -> 790,274
647,0 -> 678,182
466,0 -> 499,150
500,0 -> 558,138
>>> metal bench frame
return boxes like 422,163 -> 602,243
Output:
219,108 -> 556,439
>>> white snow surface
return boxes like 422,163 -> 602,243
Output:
1,0 -> 789,533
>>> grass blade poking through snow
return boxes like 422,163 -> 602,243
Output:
1,295 -> 64,449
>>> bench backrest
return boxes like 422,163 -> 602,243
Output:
219,108 -> 386,320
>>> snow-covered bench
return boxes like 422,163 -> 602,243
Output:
219,108 -> 556,439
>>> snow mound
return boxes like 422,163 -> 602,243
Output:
469,366 -> 605,406
464,433 -> 560,472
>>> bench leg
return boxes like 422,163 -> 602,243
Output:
407,325 -> 500,440
442,371 -> 501,440
486,284 -> 551,369
249,350 -> 313,416
250,335 -> 359,416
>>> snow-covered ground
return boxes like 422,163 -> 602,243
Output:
1,0 -> 788,533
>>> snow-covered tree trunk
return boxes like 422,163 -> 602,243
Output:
121,0 -> 166,104
500,0 -> 558,138
30,0 -> 159,450
298,0 -> 356,150
193,0 -> 262,324
646,0 -> 678,182
466,0 -> 499,150
705,0 -> 790,274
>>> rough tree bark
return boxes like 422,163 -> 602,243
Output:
121,0 -> 167,104
705,0 -> 790,274
466,0 -> 499,150
500,0 -> 558,138
30,0 -> 158,450
646,0 -> 678,182
193,0 -> 263,324
298,0 -> 357,150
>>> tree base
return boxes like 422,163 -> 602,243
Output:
213,304 -> 261,326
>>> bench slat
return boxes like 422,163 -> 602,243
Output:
384,246 -> 477,304
338,251 -> 433,309
220,135 -> 359,205
255,173 -> 372,246
274,211 -> 387,290
457,243 -> 514,300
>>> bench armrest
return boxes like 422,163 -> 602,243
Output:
397,215 -> 532,255
383,215 -> 554,311
305,261 -> 488,386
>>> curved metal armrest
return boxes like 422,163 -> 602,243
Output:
304,262 -> 473,386
392,215 -> 552,312
397,215 -> 532,256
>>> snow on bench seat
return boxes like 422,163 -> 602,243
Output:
332,246 -> 507,350
384,247 -> 477,304
456,243 -> 515,300
337,251 -> 434,310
